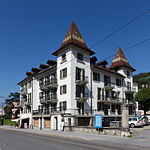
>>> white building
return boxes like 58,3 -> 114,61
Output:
18,22 -> 138,130
0,108 -> 5,116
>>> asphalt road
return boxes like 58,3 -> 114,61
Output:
0,128 -> 149,150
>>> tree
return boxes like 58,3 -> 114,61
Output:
4,106 -> 12,119
134,88 -> 150,114
4,92 -> 20,119
4,92 -> 20,105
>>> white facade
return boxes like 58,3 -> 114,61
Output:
18,23 -> 138,130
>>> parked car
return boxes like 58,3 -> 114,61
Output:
129,116 -> 143,128
145,114 -> 150,124
140,115 -> 149,125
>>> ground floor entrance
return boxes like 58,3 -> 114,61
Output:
44,117 -> 51,128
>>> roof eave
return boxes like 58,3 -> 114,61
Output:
52,43 -> 95,56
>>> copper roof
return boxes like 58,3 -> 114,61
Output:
52,22 -> 95,56
109,47 -> 136,71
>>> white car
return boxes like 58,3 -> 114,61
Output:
145,114 -> 150,124
129,116 -> 143,128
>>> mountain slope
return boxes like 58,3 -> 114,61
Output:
133,72 -> 150,88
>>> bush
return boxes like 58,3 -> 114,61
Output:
4,119 -> 15,126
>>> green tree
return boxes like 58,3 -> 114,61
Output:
4,106 -> 12,119
4,92 -> 20,105
134,88 -> 150,114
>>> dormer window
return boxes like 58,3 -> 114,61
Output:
62,53 -> 66,62
77,53 -> 83,61
127,71 -> 130,78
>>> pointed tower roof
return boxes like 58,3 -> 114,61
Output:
52,22 -> 95,56
109,47 -> 136,71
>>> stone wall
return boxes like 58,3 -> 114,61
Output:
64,126 -> 123,136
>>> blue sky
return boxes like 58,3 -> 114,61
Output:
0,0 -> 150,99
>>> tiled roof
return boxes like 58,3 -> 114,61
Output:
109,47 -> 136,71
46,59 -> 57,65
39,64 -> 49,69
52,22 -> 95,56
31,68 -> 41,73
26,72 -> 33,76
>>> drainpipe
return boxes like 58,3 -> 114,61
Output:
90,65 -> 93,115
31,76 -> 34,129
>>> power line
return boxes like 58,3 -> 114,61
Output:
104,38 -> 150,60
90,8 -> 150,49
28,37 -> 150,93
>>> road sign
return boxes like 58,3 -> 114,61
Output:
95,114 -> 102,128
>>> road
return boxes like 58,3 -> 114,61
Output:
131,125 -> 150,140
0,128 -> 149,150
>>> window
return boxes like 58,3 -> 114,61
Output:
28,81 -> 32,88
76,85 -> 85,97
127,71 -> 130,77
116,79 -> 121,86
93,72 -> 100,81
97,88 -> 101,100
104,75 -> 110,86
60,101 -> 67,111
76,67 -> 85,80
60,68 -> 67,79
127,82 -> 131,90
111,91 -> 116,99
97,102 -> 102,111
62,53 -> 66,62
60,85 -> 67,95
63,101 -> 67,110
77,53 -> 83,61
28,93 -> 32,103
39,92 -> 44,99
39,78 -> 44,86
132,118 -> 137,121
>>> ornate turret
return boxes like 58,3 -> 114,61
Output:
52,22 -> 95,56
109,47 -> 136,71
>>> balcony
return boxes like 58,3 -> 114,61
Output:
97,95 -> 122,103
124,87 -> 136,94
24,100 -> 32,106
21,88 -> 27,95
75,76 -> 89,85
40,78 -> 57,90
40,94 -> 57,104
20,100 -> 24,107
45,94 -> 57,103
76,93 -> 88,102
40,97 -> 47,104
33,107 -> 65,116
104,82 -> 115,90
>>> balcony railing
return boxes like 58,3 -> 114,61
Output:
33,108 -> 97,116
124,87 -> 136,93
76,93 -> 89,101
97,95 -> 122,103
75,76 -> 89,85
40,94 -> 57,104
33,107 -> 66,116
21,88 -> 27,95
24,100 -> 32,106
40,78 -> 57,90
104,82 -> 115,90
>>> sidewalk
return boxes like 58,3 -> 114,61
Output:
1,125 -> 150,148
